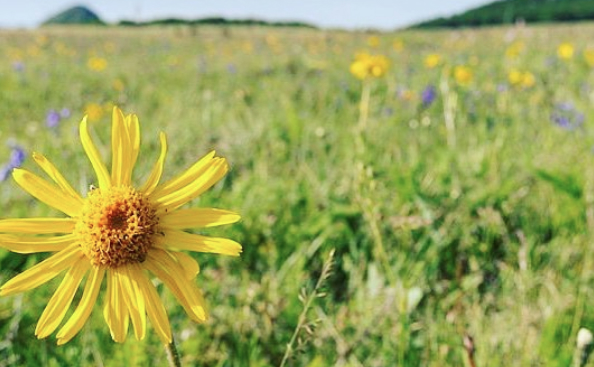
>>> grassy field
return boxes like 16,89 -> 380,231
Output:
1,22 -> 594,366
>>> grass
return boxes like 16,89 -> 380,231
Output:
0,22 -> 594,366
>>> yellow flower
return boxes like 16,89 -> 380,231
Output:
505,41 -> 524,59
367,35 -> 380,48
350,53 -> 389,80
584,48 -> 594,67
0,107 -> 241,345
392,39 -> 404,52
453,65 -> 473,86
424,54 -> 442,69
508,69 -> 535,88
84,103 -> 106,122
87,56 -> 108,71
557,42 -> 574,60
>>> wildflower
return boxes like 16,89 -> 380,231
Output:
60,108 -> 71,119
505,41 -> 525,59
577,328 -> 594,367
350,52 -> 389,80
421,85 -> 437,107
424,54 -> 442,69
392,39 -> 404,51
557,42 -> 574,60
12,61 -> 25,73
46,110 -> 61,128
584,48 -> 594,67
508,69 -> 536,88
551,102 -> 584,130
0,144 -> 26,182
113,79 -> 125,92
87,56 -> 108,71
0,107 -> 241,345
367,35 -> 380,48
453,65 -> 473,86
84,103 -> 105,122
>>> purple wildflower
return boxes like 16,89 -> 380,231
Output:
551,102 -> 584,130
421,85 -> 437,107
226,63 -> 237,74
12,61 -> 25,73
0,145 -> 26,182
46,109 -> 61,128
60,108 -> 71,119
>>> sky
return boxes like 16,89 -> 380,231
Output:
0,0 -> 490,30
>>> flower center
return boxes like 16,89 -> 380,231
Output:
75,186 -> 159,268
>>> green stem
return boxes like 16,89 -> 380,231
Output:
165,338 -> 182,367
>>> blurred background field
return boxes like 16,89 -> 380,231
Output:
1,22 -> 594,366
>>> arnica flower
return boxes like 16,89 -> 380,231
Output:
349,52 -> 389,80
584,49 -> 594,67
505,41 -> 525,59
85,103 -> 106,122
508,69 -> 536,88
0,107 -> 241,345
557,42 -> 574,60
367,35 -> 380,48
424,54 -> 442,69
87,56 -> 108,71
453,65 -> 473,86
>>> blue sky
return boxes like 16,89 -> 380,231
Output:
0,0 -> 489,29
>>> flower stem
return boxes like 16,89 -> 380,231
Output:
165,338 -> 182,367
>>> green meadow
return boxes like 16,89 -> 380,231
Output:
1,22 -> 594,366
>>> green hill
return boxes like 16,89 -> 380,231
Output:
42,5 -> 104,26
412,0 -> 594,28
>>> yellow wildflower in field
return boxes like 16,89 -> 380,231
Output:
424,53 -> 442,69
87,56 -> 108,71
508,69 -> 535,88
392,39 -> 404,51
84,103 -> 106,122
584,48 -> 594,67
505,41 -> 524,59
453,65 -> 473,86
0,107 -> 241,344
350,52 -> 389,80
557,42 -> 574,60
367,35 -> 380,48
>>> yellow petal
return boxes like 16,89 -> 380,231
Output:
32,153 -> 82,202
168,251 -> 200,280
103,269 -> 130,343
12,169 -> 82,217
152,158 -> 228,212
136,268 -> 172,344
111,107 -> 126,186
156,230 -> 242,256
159,208 -> 240,229
145,250 -> 207,322
120,264 -> 147,341
80,116 -> 111,189
0,234 -> 76,253
0,244 -> 83,296
35,260 -> 90,338
140,132 -> 167,195
126,113 -> 141,182
0,218 -> 75,234
150,150 -> 215,199
57,266 -> 106,345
